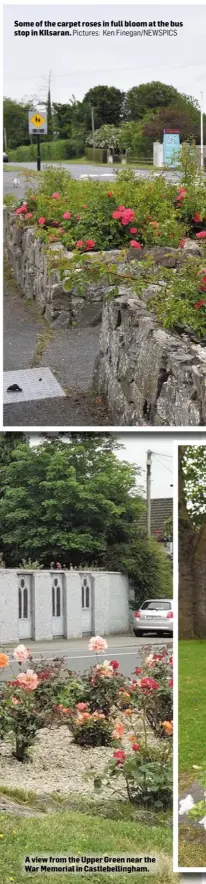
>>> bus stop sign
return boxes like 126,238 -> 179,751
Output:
163,130 -> 180,166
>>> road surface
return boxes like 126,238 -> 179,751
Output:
2,633 -> 172,681
3,161 -> 180,199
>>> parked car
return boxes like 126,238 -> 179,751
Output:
3,152 -> 8,163
133,598 -> 173,636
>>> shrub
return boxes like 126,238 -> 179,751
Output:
67,709 -> 113,747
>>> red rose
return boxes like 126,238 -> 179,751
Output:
193,213 -> 201,223
132,743 -> 140,752
76,240 -> 84,248
63,212 -> 71,220
25,213 -> 33,220
38,216 -> 46,226
134,667 -> 142,675
129,227 -> 137,234
113,749 -> 126,765
107,192 -> 113,197
110,660 -> 119,670
52,192 -> 60,199
15,204 -> 27,215
169,678 -> 173,687
112,210 -> 122,220
194,299 -> 205,310
140,677 -> 160,693
130,240 -> 141,249
86,239 -> 95,249
196,231 -> 206,239
180,238 -> 187,248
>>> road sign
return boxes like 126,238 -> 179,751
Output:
28,110 -> 47,135
163,130 -> 180,167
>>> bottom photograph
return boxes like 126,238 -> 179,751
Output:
178,444 -> 206,874
0,431 -> 175,883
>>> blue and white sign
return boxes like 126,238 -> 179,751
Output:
163,130 -> 180,167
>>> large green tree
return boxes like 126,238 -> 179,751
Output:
3,98 -> 31,149
123,82 -> 179,121
0,435 -> 144,568
179,446 -> 206,637
82,86 -> 125,130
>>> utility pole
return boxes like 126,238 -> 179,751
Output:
91,106 -> 95,159
3,128 -> 7,151
146,450 -> 152,537
200,92 -> 204,169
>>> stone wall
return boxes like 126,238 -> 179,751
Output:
4,209 -> 206,425
94,286 -> 206,426
4,210 -> 117,329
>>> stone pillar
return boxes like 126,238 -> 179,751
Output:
0,570 -> 19,644
64,571 -> 82,638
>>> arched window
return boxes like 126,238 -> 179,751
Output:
86,585 -> 90,608
18,587 -> 22,619
23,587 -> 28,619
52,577 -> 62,617
56,585 -> 61,617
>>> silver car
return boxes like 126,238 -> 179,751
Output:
133,598 -> 173,636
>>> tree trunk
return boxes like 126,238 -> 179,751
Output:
178,448 -> 196,637
193,522 -> 206,637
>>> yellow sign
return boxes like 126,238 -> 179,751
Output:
29,112 -> 46,128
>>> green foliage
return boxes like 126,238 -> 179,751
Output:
69,714 -> 113,747
0,434 -> 144,567
3,98 -> 31,149
181,446 -> 206,526
105,537 -> 172,605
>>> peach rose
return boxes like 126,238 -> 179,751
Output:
16,669 -> 39,691
0,653 -> 9,668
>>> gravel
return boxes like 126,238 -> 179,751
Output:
0,726 -> 126,799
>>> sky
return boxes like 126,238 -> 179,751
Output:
3,5 -> 206,111
30,433 -> 173,499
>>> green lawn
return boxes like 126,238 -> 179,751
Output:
0,803 -> 178,884
178,640 -> 206,868
179,640 -> 206,772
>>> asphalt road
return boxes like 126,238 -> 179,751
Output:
3,161 -> 180,199
2,634 -> 172,682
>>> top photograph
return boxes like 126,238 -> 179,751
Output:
3,4 -> 206,428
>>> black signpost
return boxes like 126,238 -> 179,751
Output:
28,110 -> 47,172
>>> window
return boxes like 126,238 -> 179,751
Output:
18,577 -> 29,619
82,577 -> 90,609
52,578 -> 62,617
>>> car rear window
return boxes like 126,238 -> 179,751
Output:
141,601 -> 171,611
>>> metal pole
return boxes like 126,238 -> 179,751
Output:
91,106 -> 95,160
200,92 -> 204,169
37,134 -> 41,171
146,450 -> 152,538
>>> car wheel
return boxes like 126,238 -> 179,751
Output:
134,629 -> 143,636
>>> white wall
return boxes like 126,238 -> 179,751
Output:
0,569 -> 130,644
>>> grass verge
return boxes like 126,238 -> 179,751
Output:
0,804 -> 177,884
179,640 -> 206,771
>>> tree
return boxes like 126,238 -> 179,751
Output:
179,446 -> 206,637
3,98 -> 31,149
86,124 -> 121,150
82,86 -> 125,130
0,433 -> 27,466
0,435 -> 145,567
123,82 -> 179,121
142,106 -> 203,145
105,537 -> 172,605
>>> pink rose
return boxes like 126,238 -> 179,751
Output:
52,192 -> 60,199
88,635 -> 108,652
130,240 -> 141,249
38,217 -> 46,226
63,212 -> 71,220
13,644 -> 32,664
16,669 -> 39,691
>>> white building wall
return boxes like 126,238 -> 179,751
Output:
65,571 -> 82,638
0,569 -> 130,644
92,571 -> 129,635
0,570 -> 19,643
